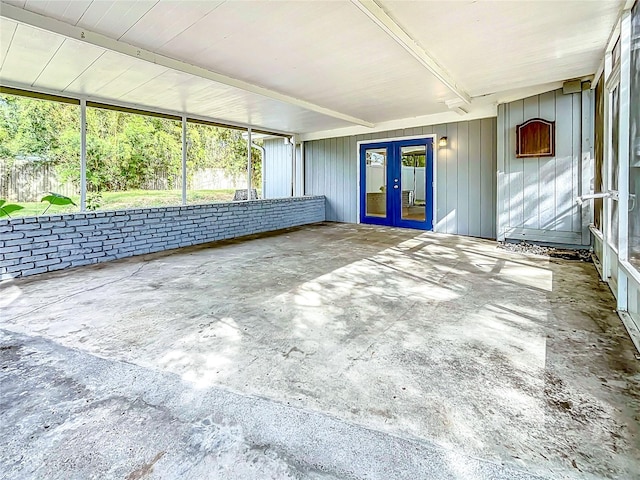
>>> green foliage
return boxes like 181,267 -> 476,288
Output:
41,192 -> 76,206
86,191 -> 102,211
41,192 -> 76,214
0,199 -> 24,218
0,94 -> 262,194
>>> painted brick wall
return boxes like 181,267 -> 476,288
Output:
0,196 -> 325,278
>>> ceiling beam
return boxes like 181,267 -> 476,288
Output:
0,2 -> 375,128
351,0 -> 471,105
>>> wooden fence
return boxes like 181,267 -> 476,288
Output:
0,159 -> 246,201
0,159 -> 75,202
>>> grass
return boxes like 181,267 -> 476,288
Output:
4,189 -> 255,218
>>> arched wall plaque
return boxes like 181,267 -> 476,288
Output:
516,118 -> 555,158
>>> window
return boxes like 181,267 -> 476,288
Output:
186,123 -> 260,204
0,93 -> 80,218
85,107 -> 183,211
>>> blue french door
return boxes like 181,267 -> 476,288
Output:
359,138 -> 433,230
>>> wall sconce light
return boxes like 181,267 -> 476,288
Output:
438,136 -> 448,148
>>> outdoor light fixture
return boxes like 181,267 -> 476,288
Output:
438,136 -> 448,147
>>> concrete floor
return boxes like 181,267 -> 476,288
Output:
1,222 -> 639,480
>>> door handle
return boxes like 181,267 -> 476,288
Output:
575,191 -> 618,204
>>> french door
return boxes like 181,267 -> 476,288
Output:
359,138 -> 434,230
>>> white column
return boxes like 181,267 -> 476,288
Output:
602,52 -> 612,280
617,10 -> 632,311
182,116 -> 187,205
291,136 -> 296,197
300,141 -> 305,196
247,127 -> 252,200
80,98 -> 87,212
619,10 -> 631,264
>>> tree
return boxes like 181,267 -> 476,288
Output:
1,93 -> 262,194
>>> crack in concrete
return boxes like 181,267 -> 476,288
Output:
5,263 -> 147,322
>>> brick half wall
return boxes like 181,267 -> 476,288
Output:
0,196 -> 325,278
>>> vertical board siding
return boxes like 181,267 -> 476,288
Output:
508,100 -> 525,230
446,123 -> 459,234
263,139 -> 293,198
555,92 -> 574,232
522,95 -> 540,229
481,118 -> 496,239
538,91 -> 557,231
468,120 -> 482,236
269,119 -> 497,238
433,124 -> 448,232
457,122 -> 469,236
497,88 -> 586,244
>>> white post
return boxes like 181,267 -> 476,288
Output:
618,10 -> 631,265
300,141 -> 305,196
602,52 -> 612,280
261,145 -> 266,198
80,98 -> 87,212
617,10 -> 632,312
182,116 -> 187,205
291,136 -> 296,197
247,127 -> 252,201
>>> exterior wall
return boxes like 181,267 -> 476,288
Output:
0,196 -> 325,278
266,118 -> 497,239
497,89 -> 590,245
263,138 -> 293,198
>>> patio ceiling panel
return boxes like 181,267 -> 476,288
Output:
64,0 -> 156,39
0,21 -> 64,85
82,61 -> 168,100
150,0 -> 451,124
383,0 -> 624,97
32,39 -> 104,91
1,1 -> 376,133
64,50 -> 149,94
20,0 -> 92,25
0,0 -> 628,136
118,1 -> 226,51
0,20 -> 348,133
0,17 -> 16,63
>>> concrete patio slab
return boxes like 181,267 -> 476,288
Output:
1,222 -> 639,479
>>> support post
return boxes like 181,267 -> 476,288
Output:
291,136 -> 296,197
182,116 -> 187,205
300,141 -> 305,196
80,98 -> 86,212
602,52 -> 612,280
618,10 -> 631,264
247,127 -> 252,201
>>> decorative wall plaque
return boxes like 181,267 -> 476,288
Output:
516,118 -> 555,158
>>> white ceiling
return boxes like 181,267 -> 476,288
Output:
0,0 -> 626,135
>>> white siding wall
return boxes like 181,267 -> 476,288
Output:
265,119 -> 497,239
497,89 -> 590,245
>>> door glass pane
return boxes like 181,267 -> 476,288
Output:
611,85 -> 620,249
365,147 -> 387,217
400,145 -> 426,222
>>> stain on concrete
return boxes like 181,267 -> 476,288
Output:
125,451 -> 165,480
